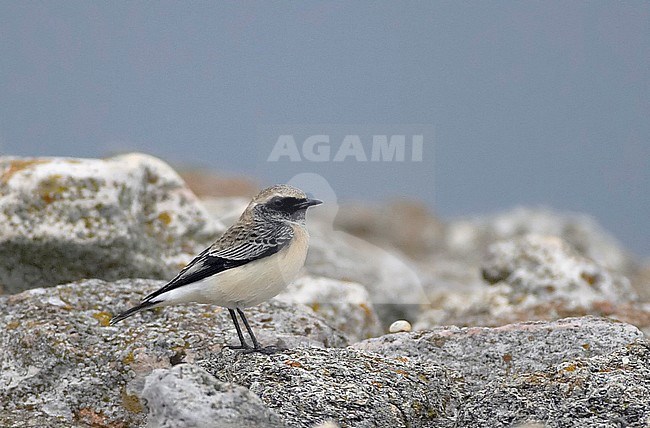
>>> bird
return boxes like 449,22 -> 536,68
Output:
110,184 -> 322,351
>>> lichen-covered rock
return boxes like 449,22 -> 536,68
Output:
201,347 -> 462,428
481,234 -> 636,307
142,364 -> 286,428
445,207 -> 633,273
416,235 -> 641,330
456,342 -> 650,427
0,153 -> 224,293
0,279 -> 346,427
276,275 -> 383,342
354,317 -> 644,392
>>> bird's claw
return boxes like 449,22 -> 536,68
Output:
224,344 -> 282,354
224,343 -> 253,351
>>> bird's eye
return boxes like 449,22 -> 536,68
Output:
272,198 -> 283,207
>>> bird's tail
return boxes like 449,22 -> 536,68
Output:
109,299 -> 159,325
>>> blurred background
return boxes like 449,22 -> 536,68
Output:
0,1 -> 648,256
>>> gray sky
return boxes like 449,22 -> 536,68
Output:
1,2 -> 648,256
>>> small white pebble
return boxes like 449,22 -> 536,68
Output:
622,356 -> 630,365
389,320 -> 412,333
46,296 -> 68,307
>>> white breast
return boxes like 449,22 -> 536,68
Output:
162,223 -> 309,309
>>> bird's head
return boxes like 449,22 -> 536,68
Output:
248,184 -> 322,223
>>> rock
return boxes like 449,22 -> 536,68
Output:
412,207 -> 641,326
335,205 -> 634,275
333,201 -> 445,259
355,316 -> 644,391
142,364 -> 286,428
178,169 -> 257,198
0,279 -> 346,427
630,259 -> 650,301
389,320 -> 412,333
200,196 -> 250,227
276,275 -> 383,342
481,234 -> 636,307
445,207 -> 634,274
0,154 -> 224,293
201,347 -> 462,428
306,222 -> 427,325
456,342 -> 650,427
416,234 -> 640,329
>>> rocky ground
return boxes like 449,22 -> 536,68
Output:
1,154 -> 649,427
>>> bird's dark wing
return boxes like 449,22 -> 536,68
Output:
142,222 -> 294,303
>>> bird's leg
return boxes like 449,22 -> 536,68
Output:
236,308 -> 262,350
224,308 -> 251,350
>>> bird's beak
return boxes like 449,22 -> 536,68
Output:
296,198 -> 323,209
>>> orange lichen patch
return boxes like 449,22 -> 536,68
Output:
582,343 -> 591,350
146,171 -> 159,184
502,354 -> 513,364
284,360 -> 302,368
157,211 -> 172,226
122,352 -> 135,365
394,356 -> 409,363
563,364 -> 577,372
38,175 -> 67,204
75,408 -> 127,428
92,311 -> 113,327
1,159 -> 49,184
6,321 -> 20,330
309,302 -> 321,312
394,369 -> 409,376
121,389 -> 144,414
521,373 -> 549,386
371,381 -> 383,388
581,271 -> 598,286
359,303 -> 373,319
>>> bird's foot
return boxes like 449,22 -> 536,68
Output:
224,343 -> 253,351
242,345 -> 285,355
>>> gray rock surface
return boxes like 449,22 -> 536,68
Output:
355,316 -> 644,391
0,279 -> 346,427
334,204 -> 641,311
481,234 -> 636,307
200,196 -> 250,227
276,275 -> 384,342
456,342 -> 650,427
142,364 -> 286,428
307,222 -> 427,324
416,234 -> 641,330
0,153 -> 224,293
631,259 -> 650,301
444,207 -> 633,273
201,347 -> 462,428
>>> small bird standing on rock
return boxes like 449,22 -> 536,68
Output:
110,184 -> 322,351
